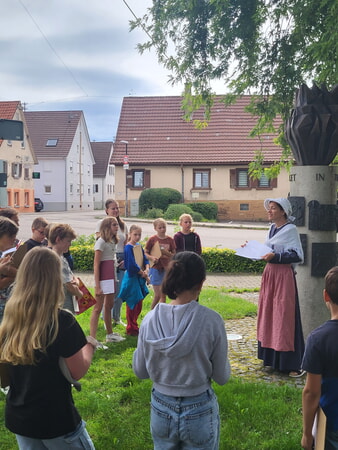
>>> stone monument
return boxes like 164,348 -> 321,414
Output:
285,83 -> 338,338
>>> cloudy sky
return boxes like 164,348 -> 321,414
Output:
1,0 -> 184,141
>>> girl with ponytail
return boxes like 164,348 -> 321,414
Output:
133,251 -> 231,450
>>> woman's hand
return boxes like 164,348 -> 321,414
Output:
262,252 -> 275,262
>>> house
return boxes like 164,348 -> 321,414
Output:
111,95 -> 290,221
0,101 -> 38,212
91,141 -> 115,209
25,110 -> 94,211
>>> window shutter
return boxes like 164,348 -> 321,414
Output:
144,170 -> 151,188
271,177 -> 277,188
230,169 -> 236,188
126,170 -> 133,188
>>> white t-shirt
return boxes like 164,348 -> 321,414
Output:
94,237 -> 116,261
95,219 -> 127,254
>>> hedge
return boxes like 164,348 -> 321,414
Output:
186,202 -> 218,220
139,188 -> 182,214
71,245 -> 265,274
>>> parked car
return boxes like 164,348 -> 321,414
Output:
34,198 -> 44,212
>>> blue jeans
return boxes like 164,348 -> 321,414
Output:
150,388 -> 220,450
326,429 -> 338,450
15,420 -> 95,449
112,267 -> 124,321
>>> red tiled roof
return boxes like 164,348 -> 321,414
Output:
0,101 -> 20,120
24,111 -> 82,159
91,141 -> 113,177
111,95 -> 283,166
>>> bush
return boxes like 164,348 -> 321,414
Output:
70,244 -> 266,274
191,211 -> 203,222
186,202 -> 218,220
71,245 -> 95,271
139,188 -> 182,214
143,208 -> 164,219
164,204 -> 194,221
201,247 -> 266,273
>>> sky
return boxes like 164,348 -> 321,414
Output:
1,0 -> 185,142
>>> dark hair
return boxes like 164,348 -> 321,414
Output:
162,251 -> 206,299
105,199 -> 125,232
0,217 -> 18,238
0,208 -> 18,221
325,266 -> 338,305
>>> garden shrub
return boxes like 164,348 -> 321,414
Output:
70,243 -> 266,274
71,245 -> 95,271
139,188 -> 182,214
143,208 -> 164,219
191,211 -> 203,222
186,202 -> 218,220
201,247 -> 266,273
164,204 -> 194,220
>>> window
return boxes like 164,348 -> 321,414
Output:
14,192 -> 19,207
133,170 -> 144,188
24,168 -> 30,180
108,165 -> 114,176
193,169 -> 210,189
44,185 -> 52,194
46,139 -> 58,147
258,173 -> 270,188
237,170 -> 249,187
93,184 -> 99,193
127,169 -> 150,189
70,161 -> 73,172
230,168 -> 277,190
70,184 -> 73,194
240,203 -> 249,211
12,163 -> 22,179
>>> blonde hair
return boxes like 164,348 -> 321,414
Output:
48,223 -> 76,245
153,218 -> 166,229
128,224 -> 142,241
179,213 -> 195,232
100,217 -> 119,243
0,247 -> 64,365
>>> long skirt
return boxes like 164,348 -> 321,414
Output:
257,263 -> 304,372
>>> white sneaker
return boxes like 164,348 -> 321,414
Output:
113,319 -> 127,327
96,342 -> 109,350
106,332 -> 126,343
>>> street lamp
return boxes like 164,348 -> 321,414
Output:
120,140 -> 129,217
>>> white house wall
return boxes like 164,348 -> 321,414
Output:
34,159 -> 66,211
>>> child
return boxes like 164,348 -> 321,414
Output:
174,213 -> 202,254
24,217 -> 48,251
0,247 -> 96,449
90,217 -> 125,343
49,224 -> 82,313
133,251 -> 231,449
145,218 -> 176,309
119,225 -> 149,336
301,266 -> 338,450
95,199 -> 128,327
0,218 -> 19,324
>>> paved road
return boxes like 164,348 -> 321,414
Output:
16,210 -> 269,250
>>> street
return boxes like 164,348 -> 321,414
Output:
16,210 -> 269,250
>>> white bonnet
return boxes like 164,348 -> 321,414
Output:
264,198 -> 295,222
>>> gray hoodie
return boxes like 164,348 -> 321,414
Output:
133,301 -> 231,396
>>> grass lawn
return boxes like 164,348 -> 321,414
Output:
0,287 -> 303,449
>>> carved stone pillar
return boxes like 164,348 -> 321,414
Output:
289,165 -> 337,338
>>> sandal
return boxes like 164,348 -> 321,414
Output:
289,370 -> 306,378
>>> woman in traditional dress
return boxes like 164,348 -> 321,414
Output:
258,198 -> 305,377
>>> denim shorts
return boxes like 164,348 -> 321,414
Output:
150,388 -> 220,450
149,268 -> 165,286
15,420 -> 95,449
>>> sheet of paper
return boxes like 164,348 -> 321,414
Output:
100,279 -> 115,294
235,240 -> 272,260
